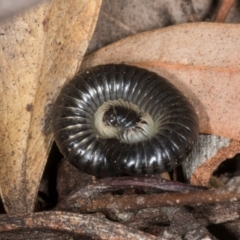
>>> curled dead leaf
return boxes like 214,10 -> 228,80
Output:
0,0 -> 102,213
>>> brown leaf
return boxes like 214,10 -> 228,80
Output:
0,0 -> 102,213
82,22 -> 240,141
183,135 -> 240,186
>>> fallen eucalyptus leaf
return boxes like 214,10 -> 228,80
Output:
0,0 -> 101,213
82,22 -> 240,141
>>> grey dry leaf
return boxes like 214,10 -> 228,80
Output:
82,22 -> 240,142
0,0 -> 102,214
87,0 -> 213,53
0,0 -> 44,21
183,135 -> 240,186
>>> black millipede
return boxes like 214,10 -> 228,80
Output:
52,64 -> 199,177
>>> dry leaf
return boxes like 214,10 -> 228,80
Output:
0,0 -> 102,214
183,135 -> 240,186
0,0 -> 44,21
87,0 -> 213,53
82,22 -> 240,142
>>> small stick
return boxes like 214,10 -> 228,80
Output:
0,211 -> 156,240
57,177 -> 240,213
181,0 -> 199,22
215,0 -> 235,22
56,176 -> 207,210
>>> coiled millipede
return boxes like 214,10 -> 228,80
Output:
52,64 -> 199,177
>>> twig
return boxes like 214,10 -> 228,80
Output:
80,187 -> 240,213
181,0 -> 199,22
56,176 -> 207,210
57,177 -> 240,213
215,0 -> 235,22
0,211 -> 156,240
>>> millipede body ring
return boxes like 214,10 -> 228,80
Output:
52,64 -> 199,177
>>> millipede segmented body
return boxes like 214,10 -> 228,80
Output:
52,64 -> 199,177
